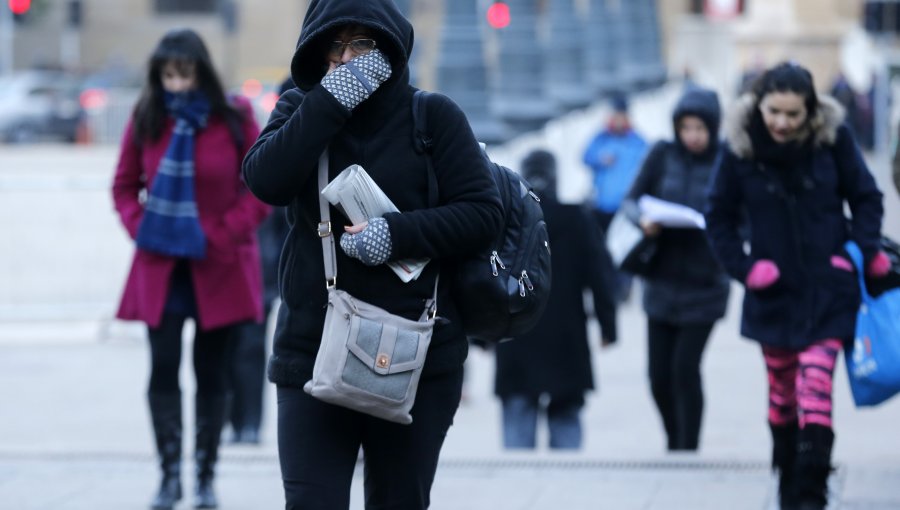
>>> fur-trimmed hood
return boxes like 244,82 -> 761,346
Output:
724,93 -> 846,159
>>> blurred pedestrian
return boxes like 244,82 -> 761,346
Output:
583,95 -> 648,302
621,86 -> 730,452
111,28 -> 269,510
583,95 -> 648,231
241,0 -> 503,508
222,76 -> 295,445
224,207 -> 288,445
494,149 -> 617,449
706,62 -> 887,510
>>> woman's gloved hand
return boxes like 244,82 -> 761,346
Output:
746,259 -> 780,290
340,217 -> 392,266
867,251 -> 891,278
321,49 -> 392,111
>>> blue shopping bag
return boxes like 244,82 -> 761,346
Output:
844,241 -> 900,407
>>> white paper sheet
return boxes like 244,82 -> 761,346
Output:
638,195 -> 706,229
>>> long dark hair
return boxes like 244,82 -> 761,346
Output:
132,28 -> 243,146
751,61 -> 819,121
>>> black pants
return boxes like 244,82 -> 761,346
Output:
647,319 -> 713,451
147,313 -> 233,397
277,368 -> 463,510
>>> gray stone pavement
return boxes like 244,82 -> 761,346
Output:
2,84 -> 900,508
2,294 -> 900,509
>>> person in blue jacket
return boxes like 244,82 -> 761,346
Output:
583,95 -> 648,231
706,62 -> 888,510
583,95 -> 648,302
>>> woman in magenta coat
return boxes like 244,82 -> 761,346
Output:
111,29 -> 269,510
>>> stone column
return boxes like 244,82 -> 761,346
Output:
544,0 -> 592,111
584,0 -> 624,97
436,0 -> 509,144
491,0 -> 557,134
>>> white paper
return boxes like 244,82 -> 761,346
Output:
321,165 -> 429,283
638,195 -> 706,229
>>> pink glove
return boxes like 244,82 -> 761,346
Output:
830,255 -> 854,272
867,251 -> 891,278
746,260 -> 780,290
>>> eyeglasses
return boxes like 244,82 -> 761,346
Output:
328,39 -> 377,58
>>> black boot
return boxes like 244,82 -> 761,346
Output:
194,395 -> 228,509
148,393 -> 183,510
770,421 -> 798,509
794,424 -> 834,510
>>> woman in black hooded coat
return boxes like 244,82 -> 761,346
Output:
242,1 -> 503,508
622,86 -> 731,452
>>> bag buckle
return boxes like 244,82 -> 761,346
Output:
317,221 -> 332,238
326,277 -> 337,289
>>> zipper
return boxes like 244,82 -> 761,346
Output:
521,271 -> 534,292
528,190 -> 541,202
490,250 -> 506,277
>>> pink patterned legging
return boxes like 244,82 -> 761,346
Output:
762,338 -> 843,429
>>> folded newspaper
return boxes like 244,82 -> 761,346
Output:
321,164 -> 429,283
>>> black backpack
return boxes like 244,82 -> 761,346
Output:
412,90 -> 552,342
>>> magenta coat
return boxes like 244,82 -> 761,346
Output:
112,97 -> 270,331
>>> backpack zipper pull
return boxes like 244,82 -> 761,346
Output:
521,270 -> 534,292
528,191 -> 541,202
490,250 -> 506,277
518,277 -> 526,297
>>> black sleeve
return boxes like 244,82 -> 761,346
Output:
242,86 -> 351,206
583,208 -> 618,342
834,125 -> 884,262
383,94 -> 503,260
704,149 -> 752,282
621,141 -> 666,223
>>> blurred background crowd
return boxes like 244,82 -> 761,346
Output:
0,0 -> 897,153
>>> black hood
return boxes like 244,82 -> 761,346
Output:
290,0 -> 414,91
672,86 -> 721,158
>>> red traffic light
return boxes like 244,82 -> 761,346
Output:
487,2 -> 510,29
8,0 -> 31,15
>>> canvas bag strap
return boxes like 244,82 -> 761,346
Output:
316,149 -> 439,319
844,240 -> 872,303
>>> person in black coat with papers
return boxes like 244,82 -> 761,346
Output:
241,0 -> 503,507
494,149 -> 617,449
621,86 -> 730,451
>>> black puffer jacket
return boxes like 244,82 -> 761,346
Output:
242,0 -> 503,386
624,87 -> 730,325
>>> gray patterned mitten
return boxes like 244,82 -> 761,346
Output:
339,217 -> 392,266
321,49 -> 392,110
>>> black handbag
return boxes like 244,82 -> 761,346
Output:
605,209 -> 657,276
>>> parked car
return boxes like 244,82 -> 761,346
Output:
0,70 -> 84,143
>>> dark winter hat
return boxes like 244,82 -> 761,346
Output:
610,94 -> 629,113
521,149 -> 557,199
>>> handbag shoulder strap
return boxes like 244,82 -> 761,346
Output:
318,151 -> 338,287
316,149 -> 439,320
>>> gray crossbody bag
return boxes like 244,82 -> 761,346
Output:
303,150 -> 437,425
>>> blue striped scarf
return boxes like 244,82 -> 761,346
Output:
136,91 -> 210,259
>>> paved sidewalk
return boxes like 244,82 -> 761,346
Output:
2,294 -> 900,509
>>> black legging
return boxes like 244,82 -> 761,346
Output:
147,313 -> 234,397
647,319 -> 713,451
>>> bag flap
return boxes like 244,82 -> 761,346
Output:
346,316 -> 425,375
